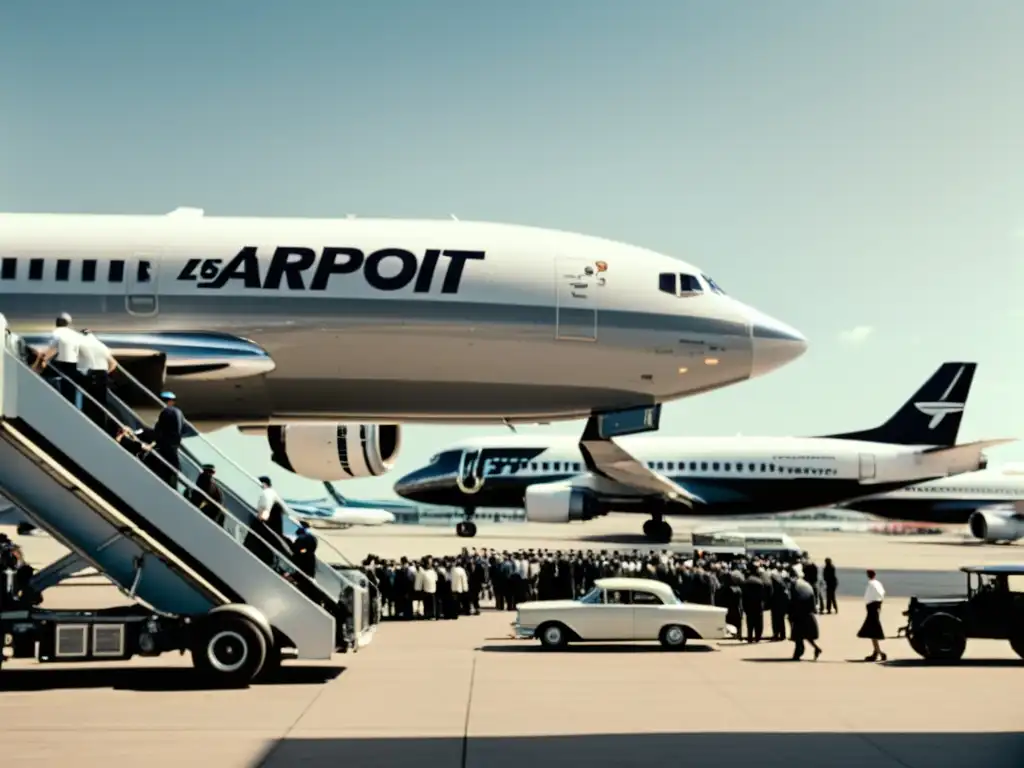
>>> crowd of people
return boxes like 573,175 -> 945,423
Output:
360,547 -> 887,661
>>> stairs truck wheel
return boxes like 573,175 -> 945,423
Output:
192,613 -> 267,687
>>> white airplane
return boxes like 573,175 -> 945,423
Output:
395,362 -> 1012,540
1,482 -> 405,536
0,208 -> 807,491
839,464 -> 1024,544
284,482 -> 406,528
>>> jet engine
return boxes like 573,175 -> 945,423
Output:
968,510 -> 1024,543
267,423 -> 401,481
524,481 -> 607,524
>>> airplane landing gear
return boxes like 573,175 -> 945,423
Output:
642,516 -> 673,544
456,508 -> 477,538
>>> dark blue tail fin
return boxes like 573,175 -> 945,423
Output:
824,362 -> 976,446
323,482 -> 347,506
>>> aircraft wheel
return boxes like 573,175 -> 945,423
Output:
456,521 -> 477,538
642,519 -> 655,538
654,521 -> 673,544
192,613 -> 267,687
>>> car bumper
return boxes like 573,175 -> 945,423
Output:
511,622 -> 536,640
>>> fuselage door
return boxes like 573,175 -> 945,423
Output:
126,253 -> 159,317
858,453 -> 876,481
555,257 -> 598,341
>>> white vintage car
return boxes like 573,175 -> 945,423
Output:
513,577 -> 735,650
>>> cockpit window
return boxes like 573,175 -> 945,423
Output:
660,272 -> 703,296
702,274 -> 726,295
679,274 -> 702,293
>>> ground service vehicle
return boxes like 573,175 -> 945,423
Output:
901,564 -> 1024,662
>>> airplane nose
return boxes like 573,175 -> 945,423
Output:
748,311 -> 808,378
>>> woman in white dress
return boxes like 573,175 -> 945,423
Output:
857,569 -> 887,661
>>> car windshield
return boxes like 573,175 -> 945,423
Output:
578,587 -> 603,604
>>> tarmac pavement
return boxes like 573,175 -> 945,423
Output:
1,524 -> 1022,767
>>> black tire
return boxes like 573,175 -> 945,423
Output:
192,614 -> 268,687
660,624 -> 688,650
920,614 -> 967,661
906,631 -> 928,659
1009,630 -> 1024,660
537,622 -> 569,650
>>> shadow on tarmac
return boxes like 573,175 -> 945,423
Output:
0,664 -> 344,691
255,731 -> 1024,768
477,642 -> 715,654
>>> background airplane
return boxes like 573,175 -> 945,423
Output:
395,362 -> 1009,541
2,208 -> 807,489
1,483 -> 409,537
284,482 -> 411,528
838,464 -> 1024,544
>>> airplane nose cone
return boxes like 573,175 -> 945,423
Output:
749,311 -> 807,378
393,471 -> 423,500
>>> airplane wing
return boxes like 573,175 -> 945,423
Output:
578,417 -> 704,506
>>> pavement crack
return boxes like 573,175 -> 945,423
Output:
460,655 -> 479,768
253,678 -> 331,768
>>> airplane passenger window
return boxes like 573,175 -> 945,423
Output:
137,260 -> 152,283
679,274 -> 703,293
712,462 -> 720,471
659,273 -> 677,295
689,462 -> 697,471
724,462 -> 732,471
572,462 -> 581,471
769,464 -> 775,472
701,462 -> 708,471
55,260 -> 70,282
749,463 -> 756,472
82,260 -> 97,282
109,260 -> 125,283
28,258 -> 43,281
542,462 -> 549,471
656,462 -> 664,470
0,258 -> 15,280
736,463 -> 743,472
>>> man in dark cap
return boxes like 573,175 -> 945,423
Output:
189,463 -> 224,526
152,391 -> 186,489
291,520 -> 318,578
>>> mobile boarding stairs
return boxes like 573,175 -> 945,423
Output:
0,319 -> 378,686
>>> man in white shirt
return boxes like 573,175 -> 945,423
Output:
451,560 -> 469,615
420,561 -> 438,620
77,329 -> 117,428
33,313 -> 83,405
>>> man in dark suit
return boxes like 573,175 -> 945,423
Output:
742,570 -> 766,642
823,557 -> 839,614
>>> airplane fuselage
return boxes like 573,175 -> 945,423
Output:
394,434 -> 976,516
840,468 -> 1024,525
0,211 -> 805,425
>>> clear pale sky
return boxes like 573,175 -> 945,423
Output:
3,1 -> 1023,501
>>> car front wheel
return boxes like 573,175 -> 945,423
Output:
537,623 -> 569,650
660,624 -> 688,650
920,614 -> 967,661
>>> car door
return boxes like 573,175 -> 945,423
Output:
631,589 -> 666,639
594,589 -> 634,640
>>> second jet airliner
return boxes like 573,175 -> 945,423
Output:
395,363 -> 1011,540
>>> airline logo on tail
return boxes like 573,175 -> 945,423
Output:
914,365 -> 966,429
